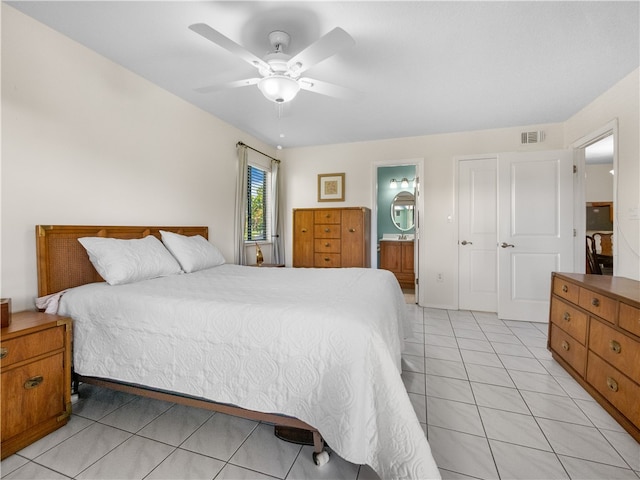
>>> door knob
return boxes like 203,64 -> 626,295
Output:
460,240 -> 473,245
500,242 -> 515,248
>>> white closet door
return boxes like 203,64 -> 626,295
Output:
497,150 -> 574,321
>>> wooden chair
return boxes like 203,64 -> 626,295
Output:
592,232 -> 613,256
592,232 -> 613,274
586,235 -> 602,275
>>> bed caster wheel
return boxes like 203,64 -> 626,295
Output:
313,450 -> 330,466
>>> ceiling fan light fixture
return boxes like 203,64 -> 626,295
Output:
258,75 -> 300,103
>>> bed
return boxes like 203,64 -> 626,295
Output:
35,225 -> 440,480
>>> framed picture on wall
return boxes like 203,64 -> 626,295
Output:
318,173 -> 345,202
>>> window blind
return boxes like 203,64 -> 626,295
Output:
246,164 -> 271,241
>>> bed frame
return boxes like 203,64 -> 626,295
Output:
35,225 -> 326,459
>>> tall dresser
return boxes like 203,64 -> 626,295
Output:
548,272 -> 640,442
293,207 -> 371,268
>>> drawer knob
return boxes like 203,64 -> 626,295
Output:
0,347 -> 7,359
349,228 -> 356,233
609,340 -> 622,354
562,284 -> 568,293
325,214 -> 330,218
563,312 -> 571,322
325,242 -> 330,247
591,298 -> 600,307
324,228 -> 330,233
301,228 -> 308,233
324,257 -> 330,262
561,340 -> 570,351
24,375 -> 44,390
606,376 -> 619,392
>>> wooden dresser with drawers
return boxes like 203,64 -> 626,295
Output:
548,272 -> 640,442
292,207 -> 371,268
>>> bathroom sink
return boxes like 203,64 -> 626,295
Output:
381,233 -> 414,241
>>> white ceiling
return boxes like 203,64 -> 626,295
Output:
7,1 -> 639,149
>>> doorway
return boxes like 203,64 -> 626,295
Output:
373,160 -> 422,304
584,135 -> 615,275
572,120 -> 618,276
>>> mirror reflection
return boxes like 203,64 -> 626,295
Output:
391,191 -> 415,231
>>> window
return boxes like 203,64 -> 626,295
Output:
245,164 -> 271,242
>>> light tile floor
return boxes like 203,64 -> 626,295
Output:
2,305 -> 639,480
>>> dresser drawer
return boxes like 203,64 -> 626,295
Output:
619,303 -> 640,338
314,225 -> 341,239
549,324 -> 587,376
314,253 -> 341,268
314,210 -> 341,224
1,352 -> 65,442
586,352 -> 640,428
579,287 -> 616,323
552,277 -> 580,304
589,319 -> 640,384
550,297 -> 588,345
1,327 -> 64,368
314,239 -> 340,253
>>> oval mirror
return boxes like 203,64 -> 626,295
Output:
391,191 -> 415,231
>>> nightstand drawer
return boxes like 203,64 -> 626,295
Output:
579,287 -> 616,323
589,318 -> 640,384
1,327 -> 65,368
587,352 -> 640,428
550,297 -> 588,345
549,324 -> 587,376
1,352 -> 65,442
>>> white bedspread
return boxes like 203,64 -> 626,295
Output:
59,264 -> 440,479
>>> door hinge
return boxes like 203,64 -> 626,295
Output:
573,229 -> 577,237
573,165 -> 577,174
415,277 -> 419,285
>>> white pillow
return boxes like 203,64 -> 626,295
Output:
160,230 -> 225,273
78,235 -> 182,285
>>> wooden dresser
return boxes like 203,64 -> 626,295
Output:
293,207 -> 371,268
548,272 -> 640,441
1,311 -> 72,459
380,240 -> 415,288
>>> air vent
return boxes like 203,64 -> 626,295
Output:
521,131 -> 545,144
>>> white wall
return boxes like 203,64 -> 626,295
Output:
585,164 -> 614,202
0,5 -> 277,310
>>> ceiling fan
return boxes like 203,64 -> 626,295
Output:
189,23 -> 356,104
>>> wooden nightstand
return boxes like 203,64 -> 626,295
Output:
1,311 -> 72,459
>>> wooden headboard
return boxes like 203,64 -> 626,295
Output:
36,225 -> 209,297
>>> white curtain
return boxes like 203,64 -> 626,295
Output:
270,159 -> 283,264
234,144 -> 248,265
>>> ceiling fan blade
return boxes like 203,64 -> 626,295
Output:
299,78 -> 361,101
195,78 -> 260,94
287,27 -> 354,74
189,23 -> 269,71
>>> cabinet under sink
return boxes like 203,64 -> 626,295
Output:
380,240 -> 414,289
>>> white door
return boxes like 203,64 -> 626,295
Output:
458,158 -> 498,312
497,150 -> 574,321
